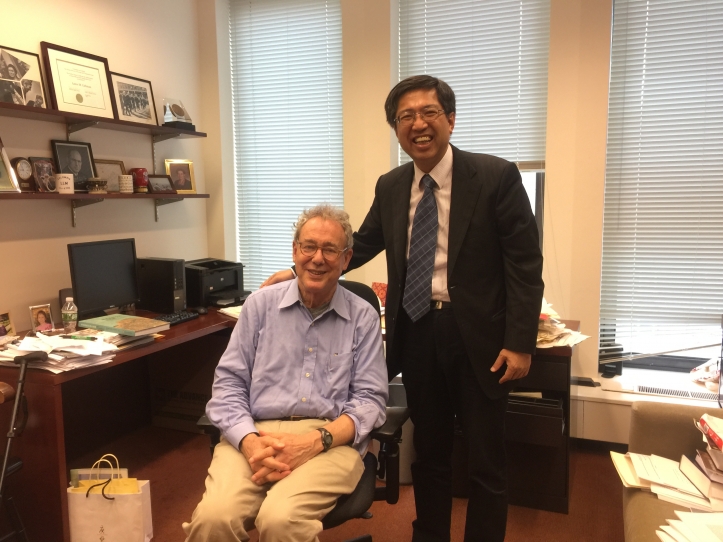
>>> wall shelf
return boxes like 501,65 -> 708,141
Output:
0,192 -> 209,226
0,102 -> 207,139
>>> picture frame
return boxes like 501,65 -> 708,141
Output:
40,42 -> 116,119
0,311 -> 15,337
164,159 -> 195,194
29,304 -> 54,333
51,140 -> 97,192
29,157 -> 56,192
110,72 -> 158,125
0,45 -> 47,108
147,174 -> 177,194
94,159 -> 126,192
0,137 -> 20,193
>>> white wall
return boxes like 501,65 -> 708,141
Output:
1,0 -> 211,331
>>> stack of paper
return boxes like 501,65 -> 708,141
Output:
537,299 -> 589,348
0,333 -> 118,373
219,305 -> 243,319
656,511 -> 723,542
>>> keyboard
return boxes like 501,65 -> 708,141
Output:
154,310 -> 200,326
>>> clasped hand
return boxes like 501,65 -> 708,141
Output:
241,430 -> 320,485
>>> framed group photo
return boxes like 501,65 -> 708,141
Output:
41,42 -> 116,119
29,304 -> 54,333
94,159 -> 126,192
0,311 -> 14,337
165,159 -> 195,193
0,45 -> 47,108
110,72 -> 157,125
148,174 -> 177,194
51,140 -> 97,192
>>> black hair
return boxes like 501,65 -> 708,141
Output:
384,75 -> 456,128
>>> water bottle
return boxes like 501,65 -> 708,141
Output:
62,297 -> 78,332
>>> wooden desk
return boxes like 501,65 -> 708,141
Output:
0,310 -> 236,542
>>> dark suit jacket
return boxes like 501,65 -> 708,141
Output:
348,145 -> 544,399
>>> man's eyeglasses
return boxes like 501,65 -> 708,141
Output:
394,107 -> 446,127
297,242 -> 349,261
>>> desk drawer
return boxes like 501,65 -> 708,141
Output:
506,397 -> 565,447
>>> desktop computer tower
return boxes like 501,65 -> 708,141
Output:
137,257 -> 186,314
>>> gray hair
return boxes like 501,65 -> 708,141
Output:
293,204 -> 354,249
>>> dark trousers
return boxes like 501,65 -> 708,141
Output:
398,308 -> 508,542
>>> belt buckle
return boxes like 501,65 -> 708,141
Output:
433,300 -> 443,310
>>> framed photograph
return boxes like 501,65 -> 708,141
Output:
164,159 -> 195,194
0,45 -> 47,108
0,137 -> 20,193
0,311 -> 15,337
94,159 -> 126,192
110,72 -> 157,125
29,157 -> 57,192
29,304 -> 54,333
147,174 -> 177,194
40,42 -> 116,119
51,140 -> 97,192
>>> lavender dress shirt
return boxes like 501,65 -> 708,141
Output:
206,278 -> 388,455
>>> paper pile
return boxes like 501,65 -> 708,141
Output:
656,511 -> 723,542
536,299 -> 589,348
0,332 -> 118,373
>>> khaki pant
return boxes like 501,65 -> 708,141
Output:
183,419 -> 364,542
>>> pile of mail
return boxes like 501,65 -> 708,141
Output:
536,298 -> 589,348
0,332 -> 118,373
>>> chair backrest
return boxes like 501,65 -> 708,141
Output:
338,280 -> 381,317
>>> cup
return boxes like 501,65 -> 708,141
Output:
128,168 -> 149,193
56,173 -> 74,194
118,175 -> 134,194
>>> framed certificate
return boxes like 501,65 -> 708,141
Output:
41,42 -> 116,119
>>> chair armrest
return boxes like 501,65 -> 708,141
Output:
370,406 -> 410,443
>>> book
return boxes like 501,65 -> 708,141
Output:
681,454 -> 723,500
79,314 -> 169,337
697,450 -> 723,484
700,414 -> 723,451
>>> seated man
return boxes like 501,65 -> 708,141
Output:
183,204 -> 388,542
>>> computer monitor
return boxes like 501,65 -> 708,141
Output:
67,238 -> 140,319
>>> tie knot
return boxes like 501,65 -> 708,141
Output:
421,174 -> 436,191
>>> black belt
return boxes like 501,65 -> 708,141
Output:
430,300 -> 452,310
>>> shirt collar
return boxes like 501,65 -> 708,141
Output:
278,277 -> 351,321
413,144 -> 453,189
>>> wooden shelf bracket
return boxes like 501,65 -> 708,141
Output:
67,121 -> 100,135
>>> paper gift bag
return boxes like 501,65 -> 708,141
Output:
67,479 -> 153,542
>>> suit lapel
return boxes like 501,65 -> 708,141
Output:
448,147 -> 483,279
391,164 -> 414,281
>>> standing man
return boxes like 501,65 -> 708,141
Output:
264,75 -> 543,541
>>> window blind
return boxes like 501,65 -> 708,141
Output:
599,0 -> 723,362
397,0 -> 549,164
230,0 -> 343,290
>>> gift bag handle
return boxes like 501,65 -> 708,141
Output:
86,454 -> 122,500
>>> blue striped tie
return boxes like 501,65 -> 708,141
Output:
403,174 -> 438,322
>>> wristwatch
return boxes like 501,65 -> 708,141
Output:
316,427 -> 333,452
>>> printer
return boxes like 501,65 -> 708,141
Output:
185,258 -> 249,308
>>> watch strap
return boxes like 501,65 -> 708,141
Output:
316,427 -> 332,452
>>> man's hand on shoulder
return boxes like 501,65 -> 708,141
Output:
490,348 -> 531,384
260,269 -> 295,288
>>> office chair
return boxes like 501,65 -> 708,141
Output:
198,280 -> 409,542
0,352 -> 46,542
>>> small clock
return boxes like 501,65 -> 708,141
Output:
10,157 -> 35,192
